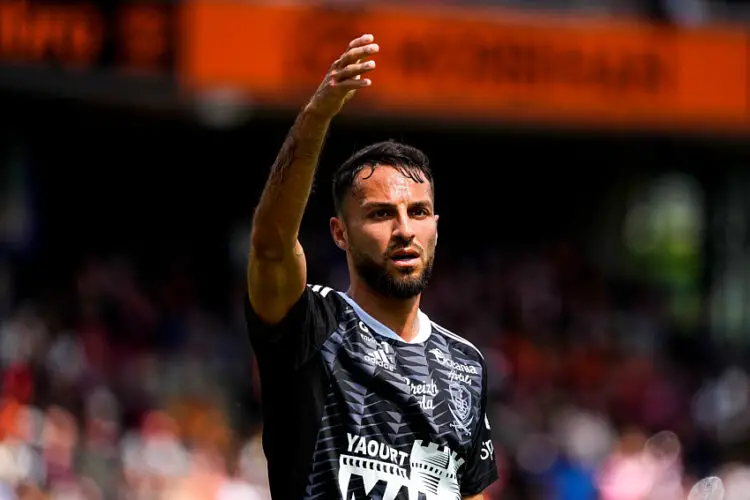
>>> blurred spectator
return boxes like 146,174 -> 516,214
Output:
0,238 -> 746,499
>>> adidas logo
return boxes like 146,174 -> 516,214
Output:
364,342 -> 396,372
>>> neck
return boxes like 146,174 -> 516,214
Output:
347,280 -> 422,343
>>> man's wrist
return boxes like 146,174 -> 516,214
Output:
302,101 -> 337,123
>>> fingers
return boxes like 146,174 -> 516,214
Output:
348,33 -> 374,50
325,34 -> 378,91
333,77 -> 372,90
332,60 -> 375,84
338,42 -> 379,67
333,34 -> 378,69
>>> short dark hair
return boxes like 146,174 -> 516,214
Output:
332,140 -> 434,217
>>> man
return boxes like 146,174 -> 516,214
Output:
246,33 -> 498,500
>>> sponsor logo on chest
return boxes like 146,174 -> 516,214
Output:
428,348 -> 477,374
340,433 -> 465,500
428,348 -> 478,386
403,377 -> 438,410
358,322 -> 397,372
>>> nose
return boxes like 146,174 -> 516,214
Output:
393,209 -> 415,242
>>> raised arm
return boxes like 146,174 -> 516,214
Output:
248,34 -> 379,325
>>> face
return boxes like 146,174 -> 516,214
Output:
330,165 -> 438,300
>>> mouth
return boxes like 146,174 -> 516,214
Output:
389,250 -> 421,268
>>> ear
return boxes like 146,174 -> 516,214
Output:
330,216 -> 348,250
435,214 -> 439,244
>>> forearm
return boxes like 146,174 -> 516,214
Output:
251,104 -> 332,257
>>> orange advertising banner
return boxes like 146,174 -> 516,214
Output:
179,1 -> 750,131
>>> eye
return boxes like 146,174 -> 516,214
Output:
410,206 -> 430,218
371,209 -> 391,220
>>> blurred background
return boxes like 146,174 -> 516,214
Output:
1,0 -> 750,499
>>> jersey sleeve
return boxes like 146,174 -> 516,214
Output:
245,284 -> 339,370
460,361 -> 499,497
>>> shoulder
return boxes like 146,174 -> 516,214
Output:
430,321 -> 485,361
306,283 -> 337,298
245,283 -> 345,338
429,321 -> 488,372
303,284 -> 350,319
305,284 -> 345,307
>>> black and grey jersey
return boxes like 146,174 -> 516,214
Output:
246,284 -> 499,500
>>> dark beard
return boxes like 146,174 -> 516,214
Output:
352,249 -> 434,300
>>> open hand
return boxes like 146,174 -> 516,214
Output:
307,34 -> 379,118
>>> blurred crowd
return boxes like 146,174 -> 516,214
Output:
0,253 -> 270,500
1,234 -> 750,499
419,245 -> 750,499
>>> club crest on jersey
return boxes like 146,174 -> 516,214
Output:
448,382 -> 473,436
364,340 -> 397,372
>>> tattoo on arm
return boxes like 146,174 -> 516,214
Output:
267,110 -> 324,189
269,132 -> 299,188
253,107 -> 331,249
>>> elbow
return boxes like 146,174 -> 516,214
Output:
249,225 -> 295,262
250,231 -> 282,261
249,204 -> 300,260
